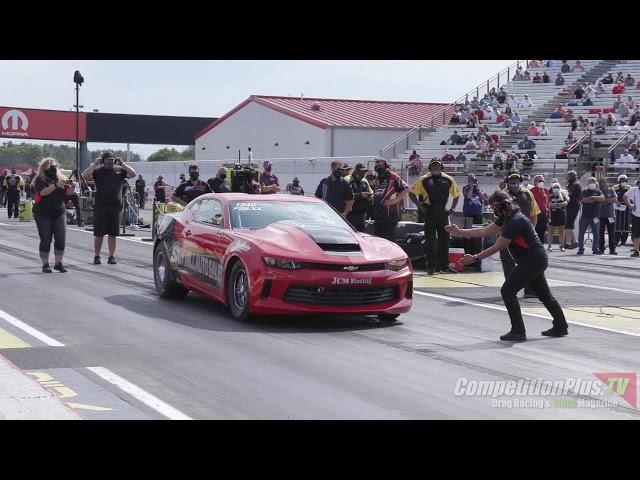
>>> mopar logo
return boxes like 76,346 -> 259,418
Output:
343,265 -> 359,272
1,109 -> 29,137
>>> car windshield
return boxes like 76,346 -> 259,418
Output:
229,200 -> 347,230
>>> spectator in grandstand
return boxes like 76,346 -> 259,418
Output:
614,95 -> 624,111
518,135 -> 536,151
519,95 -> 534,109
507,95 -> 518,110
606,113 -> 617,127
560,61 -> 570,73
521,155 -> 534,174
603,72 -> 614,84
495,110 -> 505,124
532,72 -> 542,84
616,121 -> 631,135
32,158 -> 68,273
527,122 -> 540,137
613,82 -> 625,95
483,105 -> 496,122
572,84 -> 584,99
628,96 -> 637,110
625,73 -> 636,88
449,111 -> 461,124
492,150 -> 505,175
450,131 -> 465,145
597,177 -> 618,255
502,116 -> 513,134
629,143 -> 640,159
470,96 -> 480,109
618,149 -> 636,168
409,149 -> 424,170
584,84 -> 595,99
467,113 -> 479,128
555,73 -> 566,86
513,70 -> 523,82
595,113 -> 606,127
504,106 -> 514,117
538,123 -> 549,136
522,71 -> 531,81
465,135 -> 477,152
636,80 -> 640,90
572,60 -> 585,72
565,131 -> 577,146
497,88 -> 507,104
455,151 -> 467,166
441,150 -> 455,163
505,152 -> 517,171
511,111 -> 522,124
595,81 -> 606,96
260,160 -> 281,193
528,60 -> 541,68
632,113 -> 640,128
542,71 -> 550,83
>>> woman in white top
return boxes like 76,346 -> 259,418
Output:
538,123 -> 549,136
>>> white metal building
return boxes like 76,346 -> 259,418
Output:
194,95 -> 448,161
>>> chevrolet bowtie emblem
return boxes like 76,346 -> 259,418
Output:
343,266 -> 359,271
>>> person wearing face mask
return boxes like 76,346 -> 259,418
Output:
598,178 -> 618,255
563,170 -> 582,249
208,168 -> 231,193
446,191 -> 569,341
613,174 -> 631,247
172,164 -> 212,207
548,182 -> 568,252
409,159 -> 460,275
3,167 -> 25,219
345,163 -> 373,232
462,174 -> 487,268
285,177 -> 304,196
259,160 -> 280,194
501,171 -> 541,297
315,159 -> 354,219
530,175 -> 550,246
135,174 -> 146,209
577,177 -> 604,255
32,158 -> 68,273
83,151 -> 137,265
0,169 -> 7,208
623,179 -> 640,257
370,158 -> 409,242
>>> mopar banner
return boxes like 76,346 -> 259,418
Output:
0,106 -> 87,141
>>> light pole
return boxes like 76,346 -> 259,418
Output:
73,70 -> 84,182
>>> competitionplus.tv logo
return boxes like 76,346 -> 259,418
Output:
454,373 -> 637,410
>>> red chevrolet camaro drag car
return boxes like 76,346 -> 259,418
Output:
153,194 -> 413,322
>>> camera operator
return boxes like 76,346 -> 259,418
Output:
83,151 -> 137,265
172,164 -> 212,206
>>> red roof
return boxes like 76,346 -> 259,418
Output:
195,95 -> 450,139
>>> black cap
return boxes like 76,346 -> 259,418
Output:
101,151 -> 115,160
429,159 -> 443,169
353,163 -> 368,172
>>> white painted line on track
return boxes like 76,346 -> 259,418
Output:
66,227 -> 154,245
87,367 -> 192,420
413,290 -> 640,337
0,307 -> 65,347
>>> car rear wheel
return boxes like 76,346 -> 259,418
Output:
227,261 -> 253,322
154,243 -> 189,299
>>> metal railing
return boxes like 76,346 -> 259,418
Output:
378,60 -> 528,158
607,129 -> 632,155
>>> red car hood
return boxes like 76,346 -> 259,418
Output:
230,221 -> 406,263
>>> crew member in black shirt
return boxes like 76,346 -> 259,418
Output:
154,176 -> 167,203
82,151 -> 137,265
446,190 -> 569,341
135,174 -> 146,209
315,160 -> 354,218
208,168 -> 231,193
172,164 -> 212,206
370,158 -> 409,241
345,163 -> 373,232
564,170 -> 582,249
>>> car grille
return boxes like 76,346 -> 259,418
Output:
304,262 -> 386,272
284,285 -> 399,306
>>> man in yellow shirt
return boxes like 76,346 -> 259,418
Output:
409,159 -> 461,275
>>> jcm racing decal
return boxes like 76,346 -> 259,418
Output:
177,250 -> 224,289
331,277 -> 373,285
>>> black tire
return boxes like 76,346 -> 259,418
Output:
227,261 -> 253,322
377,313 -> 400,323
154,243 -> 189,299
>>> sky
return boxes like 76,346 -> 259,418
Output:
0,60 -> 514,158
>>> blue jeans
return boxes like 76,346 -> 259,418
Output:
578,217 -> 600,253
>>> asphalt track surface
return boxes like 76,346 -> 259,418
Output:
0,212 -> 639,419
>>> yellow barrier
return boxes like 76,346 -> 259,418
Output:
19,200 -> 33,222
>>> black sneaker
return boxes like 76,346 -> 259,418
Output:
593,251 -> 603,255
53,263 -> 68,273
426,268 -> 435,276
42,265 -> 52,273
577,249 -> 584,255
107,256 -> 117,264
94,256 -> 101,264
541,328 -> 569,337
500,331 -> 527,342
632,251 -> 640,258
609,251 -> 618,255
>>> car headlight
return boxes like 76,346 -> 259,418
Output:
263,257 -> 306,270
386,258 -> 408,271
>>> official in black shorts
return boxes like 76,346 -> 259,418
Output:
83,152 -> 137,265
